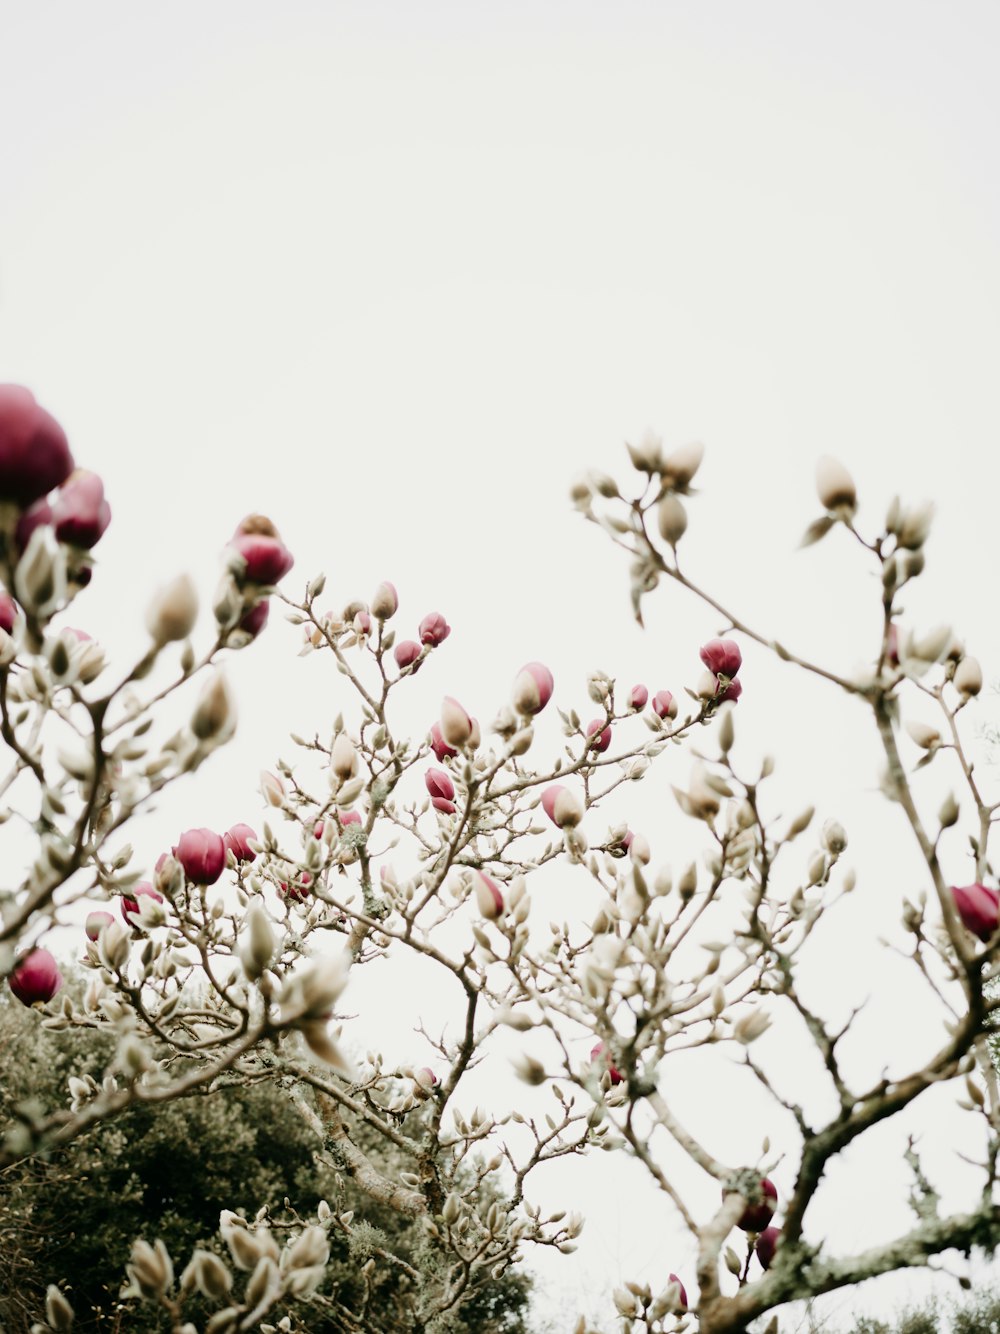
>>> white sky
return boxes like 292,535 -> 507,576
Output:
2,2 -> 1000,1327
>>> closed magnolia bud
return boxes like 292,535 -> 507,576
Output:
176,828 -> 226,885
628,683 -> 648,711
815,455 -> 857,512
662,440 -> 705,488
590,1041 -> 623,1085
700,638 -> 742,679
512,661 -> 554,716
419,612 -> 451,646
951,883 -> 1000,942
128,1239 -> 173,1299
727,1177 -> 777,1232
756,1226 -> 781,1270
85,910 -> 114,940
541,784 -> 584,828
331,732 -> 358,780
657,494 -> 688,546
224,823 -> 258,862
146,574 -> 199,646
182,1249 -> 233,1300
474,870 -> 504,919
371,581 -> 398,620
240,904 -> 276,980
0,385 -> 74,505
586,719 -> 612,752
228,515 -> 294,585
429,722 -> 458,763
120,883 -> 165,926
394,640 -> 422,670
191,670 -> 236,741
44,1285 -> 74,1332
51,469 -> 111,548
652,690 -> 678,720
954,656 -> 983,698
425,767 -> 456,814
8,948 -> 62,1006
896,501 -> 934,550
821,820 -> 848,854
666,1274 -> 688,1311
938,792 -> 960,828
905,720 -> 940,750
734,1009 -> 772,1044
441,696 -> 473,748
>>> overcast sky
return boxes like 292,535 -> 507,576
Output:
2,3 -> 1000,1327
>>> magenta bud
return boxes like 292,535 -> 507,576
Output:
175,828 -> 226,885
425,768 -> 456,804
727,1178 -> 777,1232
8,947 -> 62,1006
394,639 -> 422,670
541,785 -> 565,824
339,810 -> 362,828
51,469 -> 111,548
0,592 -> 18,635
628,684 -> 648,712
667,1274 -> 689,1310
223,823 -> 258,863
413,1066 -> 438,1091
280,870 -> 313,901
473,869 -> 504,919
951,883 -> 1000,942
85,910 -> 115,940
0,385 -> 74,506
429,722 -> 458,763
700,638 -> 742,679
652,691 -> 678,720
432,797 -> 456,814
755,1227 -> 780,1271
238,599 -> 270,638
512,661 -> 555,716
419,612 -> 451,647
120,882 -> 165,925
718,678 -> 743,705
541,784 -> 583,828
586,719 -> 612,751
228,515 -> 294,585
590,1041 -> 623,1085
354,609 -> 372,636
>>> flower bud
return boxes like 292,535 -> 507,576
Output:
371,581 -> 398,619
419,612 -> 451,646
541,784 -> 584,828
0,385 -> 74,506
146,574 -> 198,646
815,455 -> 857,512
905,720 -> 940,750
896,502 -> 934,550
954,656 -> 983,698
755,1226 -> 780,1270
394,639 -> 422,670
628,684 -> 648,711
413,1066 -> 438,1094
665,1275 -> 688,1311
331,732 -> 358,780
652,690 -> 678,720
51,469 -> 111,548
228,515 -> 294,585
725,1177 -> 777,1232
662,440 -> 705,489
8,947 -> 62,1005
586,719 -> 612,752
441,697 -> 473,748
15,527 -> 66,618
590,1041 -> 623,1085
429,722 -> 458,763
938,792 -> 960,829
821,820 -> 848,854
951,883 -> 1000,942
236,598 -> 269,640
700,638 -> 742,679
512,661 -> 555,716
260,770 -> 286,807
657,494 -> 688,545
120,883 -> 165,926
224,823 -> 258,862
191,670 -> 237,741
44,1285 -> 75,1332
85,910 -> 114,940
425,767 -> 456,814
240,904 -> 276,981
473,870 -> 504,919
176,828 -> 226,885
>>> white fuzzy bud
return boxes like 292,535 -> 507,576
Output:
815,455 -> 857,512
146,574 -> 198,646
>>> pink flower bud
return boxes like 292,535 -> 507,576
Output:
512,661 -> 555,716
175,828 -> 226,885
541,784 -> 584,828
238,599 -> 269,639
419,612 -> 451,647
280,870 -> 313,901
473,869 -> 504,919
885,623 -> 900,668
426,768 -> 456,811
429,722 -> 457,763
413,1066 -> 438,1092
50,469 -> 111,548
339,810 -> 362,828
755,1227 -> 780,1270
0,592 -> 18,635
726,1177 -> 777,1232
14,498 -> 53,552
371,581 -> 398,620
590,1041 -> 623,1085
228,515 -> 294,585
652,691 -> 678,720
0,386 -> 74,506
586,719 -> 612,752
441,697 -> 473,748
85,910 -> 115,940
8,947 -> 62,1006
951,883 -> 1000,942
700,638 -> 742,679
667,1274 -> 689,1310
394,639 -> 422,670
120,883 -> 165,925
224,823 -> 258,862
718,678 -> 743,705
628,684 -> 648,711
353,609 -> 371,636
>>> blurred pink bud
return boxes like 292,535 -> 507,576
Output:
238,599 -> 269,638
354,609 -> 371,636
176,828 -> 226,885
419,612 -> 451,647
429,723 -> 458,763
425,768 -> 456,809
473,870 -> 504,919
885,623 -> 900,668
718,678 -> 743,705
9,948 -> 62,1006
228,516 -> 294,585
441,697 -> 473,748
394,639 -> 422,670
85,910 -> 115,940
51,469 -> 111,548
727,1178 -> 777,1232
541,784 -> 584,828
224,823 -> 258,862
0,592 -> 18,634
121,883 -> 164,925
0,385 -> 74,506
755,1227 -> 780,1271
413,1066 -> 438,1092
371,581 -> 398,620
628,684 -> 648,711
339,810 -> 362,828
951,883 -> 1000,942
586,719 -> 612,752
280,870 -> 312,901
590,1041 -> 623,1085
667,1274 -> 689,1310
700,638 -> 742,679
512,661 -> 554,716
652,691 -> 678,720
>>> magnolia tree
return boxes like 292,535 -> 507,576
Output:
2,384 -> 1000,1334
